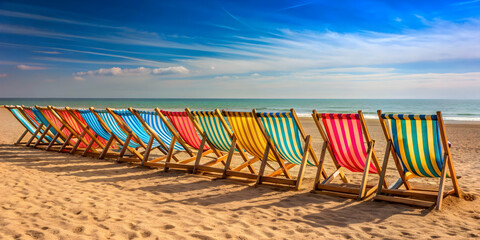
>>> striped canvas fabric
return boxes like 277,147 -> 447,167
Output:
23,108 -> 41,126
161,110 -> 209,150
381,114 -> 443,177
94,110 -> 140,148
136,110 -> 184,151
191,111 -> 232,152
224,112 -> 276,161
32,108 -> 58,135
39,109 -> 73,138
56,109 -> 107,148
78,110 -> 114,143
320,113 -> 377,173
257,112 -> 314,166
10,108 -> 38,134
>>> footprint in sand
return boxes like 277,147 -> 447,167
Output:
25,230 -> 44,239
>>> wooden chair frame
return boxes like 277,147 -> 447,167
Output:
19,106 -> 62,148
4,105 -> 54,146
375,110 -> 462,210
185,108 -> 256,177
311,110 -> 387,199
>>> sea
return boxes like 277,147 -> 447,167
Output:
1,98 -> 479,122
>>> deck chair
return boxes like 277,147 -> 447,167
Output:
158,109 -> 218,171
128,108 -> 197,170
75,108 -> 122,159
51,106 -> 117,158
89,108 -> 150,163
223,109 -> 327,190
185,108 -> 257,177
19,106 -> 61,147
375,110 -> 462,210
4,105 -> 53,146
30,106 -> 76,151
34,106 -> 92,153
311,110 -> 387,199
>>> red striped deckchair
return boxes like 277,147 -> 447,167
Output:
375,110 -> 462,210
158,108 -> 216,171
34,105 -> 91,153
22,106 -> 63,148
312,110 -> 386,199
51,106 -> 115,157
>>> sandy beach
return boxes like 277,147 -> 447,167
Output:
0,107 -> 478,240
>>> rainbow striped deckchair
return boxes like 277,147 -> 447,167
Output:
76,108 -> 120,159
185,108 -> 256,177
89,107 -> 145,163
223,109 -> 326,190
375,110 -> 462,210
4,105 -> 55,146
311,110 -> 387,199
158,109 -> 216,171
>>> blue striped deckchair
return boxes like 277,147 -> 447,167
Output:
30,106 -> 75,151
89,108 -> 145,163
252,109 -> 325,190
77,108 -> 118,158
375,110 -> 462,210
186,108 -> 257,177
129,108 -> 197,171
4,105 -> 53,146
311,110 -> 387,200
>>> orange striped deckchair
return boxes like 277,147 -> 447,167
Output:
311,110 -> 387,199
158,109 -> 218,171
185,108 -> 256,177
23,106 -> 64,148
375,111 -> 462,210
35,106 -> 93,153
222,109 -> 327,190
51,106 -> 117,158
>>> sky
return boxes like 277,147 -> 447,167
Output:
0,0 -> 480,99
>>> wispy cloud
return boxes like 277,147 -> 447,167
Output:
278,1 -> 317,11
33,50 -> 61,54
73,76 -> 85,81
74,66 -> 189,77
16,64 -> 46,70
452,0 -> 480,6
0,73 -> 7,78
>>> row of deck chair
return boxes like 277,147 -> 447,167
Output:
4,105 -> 462,210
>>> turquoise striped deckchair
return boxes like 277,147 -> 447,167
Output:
252,109 -> 325,190
4,105 -> 54,146
89,108 -> 145,163
123,108 -> 196,169
186,108 -> 257,177
375,110 -> 462,210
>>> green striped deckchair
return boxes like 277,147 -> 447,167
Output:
375,110 -> 462,210
186,108 -> 258,178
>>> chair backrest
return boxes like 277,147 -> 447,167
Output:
113,109 -> 153,145
22,107 -> 41,127
256,112 -> 314,166
136,110 -> 184,151
93,109 -> 140,148
38,107 -> 72,138
32,108 -> 59,135
77,109 -> 112,141
161,110 -> 209,150
320,113 -> 377,173
380,114 -> 443,178
190,111 -> 232,152
223,111 -> 276,160
6,107 -> 38,134
56,108 -> 107,148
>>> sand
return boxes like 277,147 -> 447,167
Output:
0,107 -> 479,240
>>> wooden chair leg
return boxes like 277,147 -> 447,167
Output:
35,125 -> 51,148
358,141 -> 374,199
15,129 -> 29,145
255,145 -> 270,186
117,135 -> 132,162
142,136 -> 155,166
376,141 -> 391,196
59,133 -> 73,152
99,136 -> 115,159
163,137 -> 177,172
295,135 -> 311,190
436,153 -> 450,210
193,137 -> 206,174
314,142 -> 328,191
46,132 -> 60,150
222,137 -> 237,178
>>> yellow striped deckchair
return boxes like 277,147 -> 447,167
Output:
186,108 -> 257,178
375,110 -> 462,210
311,110 -> 387,200
223,109 -> 326,190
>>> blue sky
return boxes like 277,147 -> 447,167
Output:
0,0 -> 480,98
